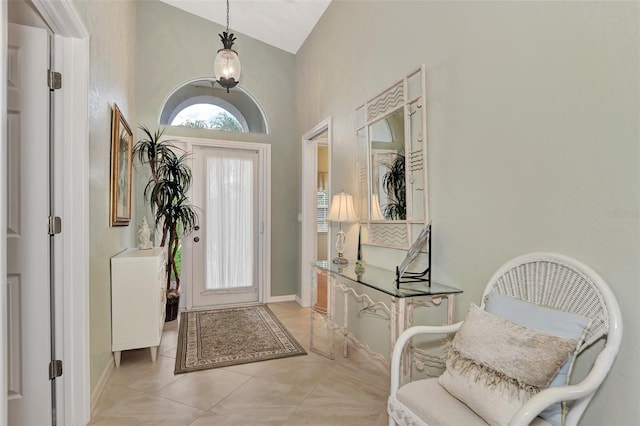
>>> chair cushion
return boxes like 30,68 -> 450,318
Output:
437,305 -> 578,426
485,293 -> 591,426
396,378 -> 553,426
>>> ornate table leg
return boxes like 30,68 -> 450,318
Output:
391,297 -> 412,384
310,266 -> 335,359
309,266 -> 318,352
446,294 -> 455,325
343,288 -> 349,358
329,272 -> 336,358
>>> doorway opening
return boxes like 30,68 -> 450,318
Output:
300,118 -> 331,308
314,143 -> 329,314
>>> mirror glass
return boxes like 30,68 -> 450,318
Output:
369,109 -> 406,220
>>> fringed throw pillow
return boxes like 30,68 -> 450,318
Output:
438,304 -> 578,426
484,293 -> 591,426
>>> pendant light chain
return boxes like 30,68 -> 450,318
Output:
215,0 -> 240,92
226,0 -> 230,32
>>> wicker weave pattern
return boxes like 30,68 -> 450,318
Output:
388,400 -> 425,426
487,256 -> 608,349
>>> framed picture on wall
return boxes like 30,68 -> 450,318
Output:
110,104 -> 133,226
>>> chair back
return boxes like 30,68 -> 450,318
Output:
481,252 -> 620,351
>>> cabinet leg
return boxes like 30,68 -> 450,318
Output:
114,351 -> 121,367
150,346 -> 159,362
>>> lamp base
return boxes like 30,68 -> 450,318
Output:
332,255 -> 349,265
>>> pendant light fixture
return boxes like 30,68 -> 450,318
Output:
214,0 -> 241,93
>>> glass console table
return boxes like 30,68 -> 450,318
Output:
310,260 -> 462,376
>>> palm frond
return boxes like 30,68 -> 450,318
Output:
134,126 -> 200,293
381,153 -> 406,220
132,125 -> 179,178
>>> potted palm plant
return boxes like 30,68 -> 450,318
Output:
382,153 -> 407,220
133,126 -> 198,321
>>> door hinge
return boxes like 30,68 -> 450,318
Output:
48,216 -> 62,236
49,360 -> 63,380
48,70 -> 62,90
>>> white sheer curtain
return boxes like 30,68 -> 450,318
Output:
205,149 -> 256,290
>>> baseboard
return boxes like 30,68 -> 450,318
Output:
268,294 -> 296,303
90,356 -> 114,417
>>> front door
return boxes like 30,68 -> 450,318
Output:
7,23 -> 53,425
191,145 -> 260,307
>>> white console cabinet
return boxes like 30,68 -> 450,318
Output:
111,247 -> 167,366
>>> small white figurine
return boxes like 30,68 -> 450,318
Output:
137,217 -> 153,250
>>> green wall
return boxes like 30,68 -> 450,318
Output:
74,0 -> 138,392
77,0 -> 297,395
134,0 -> 298,298
296,1 -> 639,425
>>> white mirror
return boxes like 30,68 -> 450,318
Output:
356,66 -> 428,248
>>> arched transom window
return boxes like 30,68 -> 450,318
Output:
160,79 -> 268,134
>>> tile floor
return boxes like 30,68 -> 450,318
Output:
89,302 -> 390,426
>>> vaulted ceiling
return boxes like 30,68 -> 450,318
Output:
159,0 -> 332,54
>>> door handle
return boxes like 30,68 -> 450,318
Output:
194,237 -> 200,243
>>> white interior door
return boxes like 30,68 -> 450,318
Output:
7,23 -> 52,425
191,145 -> 260,307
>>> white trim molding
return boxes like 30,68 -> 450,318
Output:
268,295 -> 297,303
32,0 -> 88,37
90,357 -> 114,417
0,1 -> 9,423
300,118 -> 332,307
56,31 -> 91,426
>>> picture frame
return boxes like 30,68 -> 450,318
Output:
110,104 -> 133,226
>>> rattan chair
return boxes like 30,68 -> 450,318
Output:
388,252 -> 622,426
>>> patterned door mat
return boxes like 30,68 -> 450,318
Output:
174,304 -> 307,374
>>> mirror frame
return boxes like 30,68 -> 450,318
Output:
356,65 -> 428,249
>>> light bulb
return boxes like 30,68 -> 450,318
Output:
214,49 -> 241,82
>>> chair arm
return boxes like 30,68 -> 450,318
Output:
390,322 -> 463,396
509,386 -> 584,426
509,345 -> 621,426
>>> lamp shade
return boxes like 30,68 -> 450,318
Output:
370,193 -> 385,221
326,192 -> 358,223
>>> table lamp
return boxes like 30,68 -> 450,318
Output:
326,192 -> 358,265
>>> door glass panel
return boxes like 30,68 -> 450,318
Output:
205,149 -> 257,291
